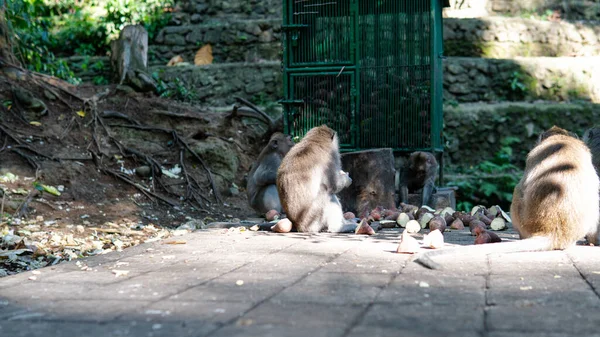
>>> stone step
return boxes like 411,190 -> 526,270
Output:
63,56 -> 600,106
444,0 -> 600,21
443,101 -> 600,167
169,0 -> 281,24
444,16 -> 600,57
150,19 -> 281,66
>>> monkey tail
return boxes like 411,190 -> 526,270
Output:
413,236 -> 553,270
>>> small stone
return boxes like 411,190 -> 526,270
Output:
135,166 -> 152,178
76,225 -> 85,234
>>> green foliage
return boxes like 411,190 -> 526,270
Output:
448,136 -> 523,212
4,0 -> 173,82
104,0 -> 173,41
152,71 -> 197,103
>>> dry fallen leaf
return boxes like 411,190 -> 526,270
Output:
167,55 -> 184,66
112,269 -> 130,277
194,44 -> 213,66
164,240 -> 187,245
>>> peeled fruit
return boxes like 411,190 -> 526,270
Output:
396,212 -> 412,228
355,219 -> 375,235
265,210 -> 280,221
397,231 -> 420,254
343,212 -> 356,220
419,213 -> 435,229
490,217 -> 507,231
423,229 -> 444,249
271,218 -> 292,233
370,211 -> 381,221
405,220 -> 421,234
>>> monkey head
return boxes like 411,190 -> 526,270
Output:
538,126 -> 577,143
408,152 -> 437,179
268,132 -> 295,156
302,125 -> 338,145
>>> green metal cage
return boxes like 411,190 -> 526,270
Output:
281,0 -> 444,153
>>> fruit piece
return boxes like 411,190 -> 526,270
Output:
265,210 -> 280,221
423,229 -> 444,249
396,212 -> 411,228
271,218 -> 292,233
449,218 -> 465,230
343,212 -> 356,220
469,220 -> 487,236
355,219 -> 375,235
405,220 -> 421,234
490,217 -> 508,231
419,212 -> 435,229
428,215 -> 447,233
475,229 -> 502,244
397,231 -> 420,254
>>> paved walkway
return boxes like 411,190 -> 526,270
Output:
1,226 -> 600,337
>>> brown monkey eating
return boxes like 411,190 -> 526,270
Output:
276,125 -> 357,233
399,151 -> 438,207
414,126 -> 600,269
246,132 -> 295,214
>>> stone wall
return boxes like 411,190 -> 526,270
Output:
444,56 -> 600,103
444,17 -> 600,57
150,19 -> 281,66
150,62 -> 282,106
66,56 -> 600,106
148,16 -> 600,66
443,101 -> 600,167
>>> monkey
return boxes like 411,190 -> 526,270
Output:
246,132 -> 295,215
583,126 -> 600,173
414,126 -> 600,270
276,125 -> 357,233
398,151 -> 438,207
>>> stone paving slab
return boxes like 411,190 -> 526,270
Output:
1,226 -> 600,337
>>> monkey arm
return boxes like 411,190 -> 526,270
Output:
252,163 -> 278,186
332,171 -> 352,194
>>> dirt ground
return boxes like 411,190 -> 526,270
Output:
0,73 -> 269,276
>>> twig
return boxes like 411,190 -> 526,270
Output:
102,168 -> 178,207
234,96 -> 275,127
151,109 -> 209,122
101,111 -> 141,125
109,124 -> 222,204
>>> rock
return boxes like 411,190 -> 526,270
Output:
189,138 -> 239,192
228,186 -> 240,197
186,30 -> 204,43
245,80 -> 266,94
190,14 -> 202,23
164,34 -> 187,46
178,219 -> 206,230
135,166 -> 152,178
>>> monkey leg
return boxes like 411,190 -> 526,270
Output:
254,185 -> 283,214
325,195 -> 358,233
399,186 -> 409,204
421,180 -> 436,207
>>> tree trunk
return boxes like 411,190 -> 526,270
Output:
339,148 -> 396,217
110,24 -> 156,92
0,8 -> 18,66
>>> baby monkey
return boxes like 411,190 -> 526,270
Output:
415,126 -> 600,269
